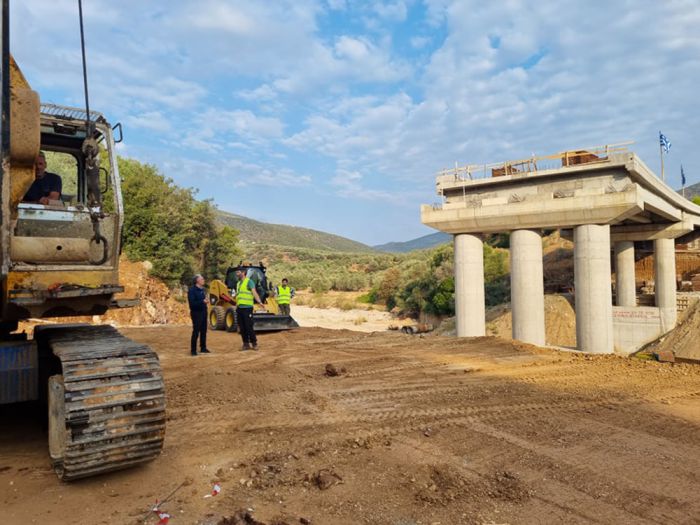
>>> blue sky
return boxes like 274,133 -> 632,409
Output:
11,0 -> 700,245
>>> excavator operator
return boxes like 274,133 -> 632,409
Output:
23,151 -> 62,204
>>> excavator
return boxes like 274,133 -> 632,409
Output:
208,262 -> 299,332
0,3 -> 165,480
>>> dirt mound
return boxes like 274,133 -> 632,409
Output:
103,257 -> 190,325
543,231 -> 574,292
487,294 -> 576,347
438,294 -> 576,347
646,298 -> 700,362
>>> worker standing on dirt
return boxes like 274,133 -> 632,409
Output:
235,268 -> 262,351
188,274 -> 211,356
276,278 -> 295,316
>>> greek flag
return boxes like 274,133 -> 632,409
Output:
681,165 -> 686,186
659,132 -> 671,153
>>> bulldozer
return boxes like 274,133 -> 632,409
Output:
0,4 -> 165,480
208,263 -> 299,332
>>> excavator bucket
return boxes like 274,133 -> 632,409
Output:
252,313 -> 299,331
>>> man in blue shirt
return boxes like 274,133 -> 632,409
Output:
188,274 -> 211,356
23,152 -> 62,204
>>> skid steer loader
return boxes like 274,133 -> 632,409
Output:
208,263 -> 299,332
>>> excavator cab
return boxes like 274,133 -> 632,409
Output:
7,104 -> 124,321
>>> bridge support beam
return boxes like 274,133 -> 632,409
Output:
574,224 -> 614,354
654,238 -> 677,331
614,241 -> 636,307
510,229 -> 545,346
454,233 -> 485,337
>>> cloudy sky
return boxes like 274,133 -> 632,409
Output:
11,0 -> 700,245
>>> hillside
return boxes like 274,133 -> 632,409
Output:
680,181 -> 700,200
374,231 -> 451,253
216,210 -> 374,253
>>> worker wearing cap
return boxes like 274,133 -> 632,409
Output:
276,278 -> 295,316
235,268 -> 262,351
188,274 -> 211,356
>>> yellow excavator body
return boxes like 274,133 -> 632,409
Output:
0,33 -> 165,479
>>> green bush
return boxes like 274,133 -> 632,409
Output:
310,277 -> 331,293
117,157 -> 241,285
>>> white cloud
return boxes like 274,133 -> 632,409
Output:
326,0 -> 347,10
331,169 -> 394,200
373,1 -> 408,22
124,111 -> 172,133
11,0 -> 700,243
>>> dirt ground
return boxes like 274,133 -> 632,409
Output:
2,326 -> 700,525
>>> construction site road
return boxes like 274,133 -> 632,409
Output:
2,326 -> 700,525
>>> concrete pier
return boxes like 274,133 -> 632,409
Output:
654,238 -> 677,330
614,241 -> 636,307
454,233 -> 485,337
574,224 -> 613,354
422,148 -> 700,354
510,229 -> 545,346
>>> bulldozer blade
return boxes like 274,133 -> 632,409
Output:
253,313 -> 299,332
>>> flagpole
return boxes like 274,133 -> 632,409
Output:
660,141 -> 665,181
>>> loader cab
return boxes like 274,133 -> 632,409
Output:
224,264 -> 271,303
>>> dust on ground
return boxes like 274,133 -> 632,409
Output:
2,326 -> 700,524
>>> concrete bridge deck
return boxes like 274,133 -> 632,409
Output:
422,147 -> 700,354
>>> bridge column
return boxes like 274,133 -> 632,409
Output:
510,229 -> 545,346
574,224 -> 613,354
614,241 -> 636,307
654,238 -> 677,331
454,233 -> 485,337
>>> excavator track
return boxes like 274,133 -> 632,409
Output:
35,325 -> 165,481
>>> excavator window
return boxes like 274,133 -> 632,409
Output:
11,112 -> 119,267
44,151 -> 79,205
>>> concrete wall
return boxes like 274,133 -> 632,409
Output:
612,306 -> 663,354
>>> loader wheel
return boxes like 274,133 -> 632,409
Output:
225,307 -> 238,333
209,306 -> 226,330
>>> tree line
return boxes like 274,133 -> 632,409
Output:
116,157 -> 241,286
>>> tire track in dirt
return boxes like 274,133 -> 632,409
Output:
238,398 -> 617,433
459,418 -> 699,524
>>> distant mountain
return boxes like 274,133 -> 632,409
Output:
216,210 -> 375,253
680,182 -> 700,201
374,231 -> 451,253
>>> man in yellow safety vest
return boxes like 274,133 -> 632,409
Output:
235,268 -> 262,351
276,278 -> 295,316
